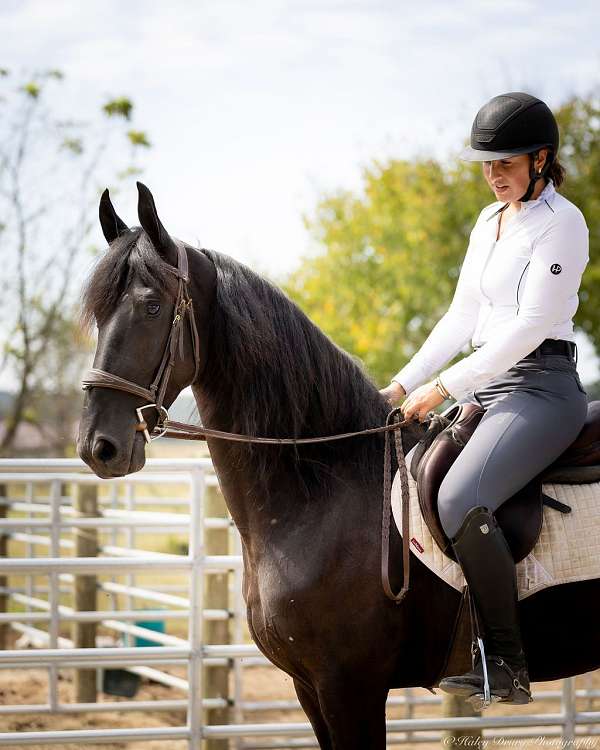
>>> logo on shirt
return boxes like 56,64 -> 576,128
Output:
550,264 -> 562,275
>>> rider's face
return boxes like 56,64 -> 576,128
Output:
482,150 -> 548,203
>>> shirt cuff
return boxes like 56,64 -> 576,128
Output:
391,363 -> 428,396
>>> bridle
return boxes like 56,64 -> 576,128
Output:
82,240 -> 200,443
80,240 -> 416,605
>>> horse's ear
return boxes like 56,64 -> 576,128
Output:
136,181 -> 171,252
99,189 -> 129,244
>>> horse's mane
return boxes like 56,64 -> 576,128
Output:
80,232 -> 390,499
201,249 -> 389,498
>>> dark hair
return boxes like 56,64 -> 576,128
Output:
199,248 -> 389,498
547,155 -> 566,188
533,150 -> 566,188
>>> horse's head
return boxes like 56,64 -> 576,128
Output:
77,182 -> 216,478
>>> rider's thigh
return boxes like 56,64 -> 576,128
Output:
437,380 -> 587,539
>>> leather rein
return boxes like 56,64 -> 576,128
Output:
81,241 -> 413,605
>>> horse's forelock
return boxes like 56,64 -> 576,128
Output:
80,229 -> 178,331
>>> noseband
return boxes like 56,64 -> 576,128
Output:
81,241 -> 200,443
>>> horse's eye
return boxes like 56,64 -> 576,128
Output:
146,302 -> 161,317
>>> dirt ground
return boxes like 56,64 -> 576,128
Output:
1,624 -> 599,750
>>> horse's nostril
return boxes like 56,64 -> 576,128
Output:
92,437 -> 118,463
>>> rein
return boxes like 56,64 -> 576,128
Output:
80,241 -> 414,604
161,411 -> 413,605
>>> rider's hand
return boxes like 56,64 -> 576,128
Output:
399,380 -> 446,423
379,381 -> 406,405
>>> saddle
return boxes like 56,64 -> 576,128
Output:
412,400 -> 600,563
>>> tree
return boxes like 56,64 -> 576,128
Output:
282,90 -> 600,387
554,91 -> 600,347
282,158 -> 488,384
0,68 -> 151,455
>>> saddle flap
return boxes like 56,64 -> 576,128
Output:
415,403 -> 485,560
414,402 -> 544,563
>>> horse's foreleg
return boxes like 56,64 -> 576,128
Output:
293,678 -> 333,749
313,678 -> 388,749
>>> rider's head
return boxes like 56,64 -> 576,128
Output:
460,92 -> 565,203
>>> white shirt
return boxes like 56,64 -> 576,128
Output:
392,181 -> 589,402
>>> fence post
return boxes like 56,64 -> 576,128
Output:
441,693 -> 481,748
72,482 -> 98,703
205,483 -> 230,749
0,484 -> 7,650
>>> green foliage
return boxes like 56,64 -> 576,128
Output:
117,165 -> 144,179
283,158 -> 488,384
22,81 -> 40,98
60,137 -> 83,155
283,90 -> 600,386
554,92 -> 600,343
103,97 -> 133,120
127,129 -> 151,147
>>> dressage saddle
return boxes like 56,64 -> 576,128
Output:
412,400 -> 600,563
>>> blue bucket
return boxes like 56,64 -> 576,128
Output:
134,609 -> 166,647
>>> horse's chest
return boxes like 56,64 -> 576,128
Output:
243,564 -> 313,671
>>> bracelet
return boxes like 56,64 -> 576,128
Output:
435,376 -> 451,400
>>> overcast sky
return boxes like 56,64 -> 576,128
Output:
3,0 -> 600,382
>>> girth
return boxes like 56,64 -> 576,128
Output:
81,240 -> 201,443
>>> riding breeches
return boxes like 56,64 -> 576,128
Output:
437,354 -> 588,540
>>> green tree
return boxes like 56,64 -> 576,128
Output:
554,92 -> 600,345
0,68 -> 151,454
282,158 -> 488,384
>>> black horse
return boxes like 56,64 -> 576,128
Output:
78,183 -> 600,748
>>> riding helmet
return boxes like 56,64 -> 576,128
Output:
461,92 -> 559,161
461,92 -> 559,200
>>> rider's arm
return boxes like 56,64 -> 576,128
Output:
438,207 -> 589,402
391,236 -> 480,396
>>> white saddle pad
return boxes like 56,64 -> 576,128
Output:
391,446 -> 600,600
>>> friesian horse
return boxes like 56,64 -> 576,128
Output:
78,183 -> 600,748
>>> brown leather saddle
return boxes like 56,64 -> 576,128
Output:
412,400 -> 600,563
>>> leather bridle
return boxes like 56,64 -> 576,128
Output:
80,242 -> 415,604
82,240 -> 200,443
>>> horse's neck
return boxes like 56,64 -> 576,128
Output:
191,383 -> 425,549
190,384 -> 264,536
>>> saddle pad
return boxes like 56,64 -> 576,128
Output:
391,447 -> 600,600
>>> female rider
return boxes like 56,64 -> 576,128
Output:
380,92 -> 589,706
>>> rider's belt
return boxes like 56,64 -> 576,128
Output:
523,338 -> 576,360
473,338 -> 577,361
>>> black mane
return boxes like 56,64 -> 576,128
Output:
200,249 -> 389,497
81,233 -> 391,499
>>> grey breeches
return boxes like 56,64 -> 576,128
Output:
437,354 -> 588,540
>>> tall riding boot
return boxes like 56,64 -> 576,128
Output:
438,505 -> 532,707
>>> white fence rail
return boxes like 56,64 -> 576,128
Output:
0,458 -> 598,748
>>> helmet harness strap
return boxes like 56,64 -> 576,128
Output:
518,148 -> 553,202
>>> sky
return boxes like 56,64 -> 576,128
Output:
2,0 -> 600,383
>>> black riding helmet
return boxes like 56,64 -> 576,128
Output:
461,92 -> 559,201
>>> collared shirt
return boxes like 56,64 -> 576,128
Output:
392,181 -> 589,402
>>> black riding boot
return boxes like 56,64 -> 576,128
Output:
438,505 -> 532,708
